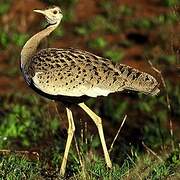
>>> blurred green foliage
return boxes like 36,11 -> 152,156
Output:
100,1 -> 133,18
88,15 -> 119,33
0,0 -> 11,15
0,29 -> 9,48
12,33 -> 29,47
0,29 -> 28,49
158,55 -> 177,65
88,37 -> 107,50
104,49 -> 124,62
103,98 -> 128,122
74,26 -> 90,36
129,13 -> 179,30
42,0 -> 77,7
163,0 -> 180,6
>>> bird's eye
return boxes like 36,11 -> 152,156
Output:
53,10 -> 58,14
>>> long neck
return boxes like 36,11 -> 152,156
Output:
21,21 -> 60,69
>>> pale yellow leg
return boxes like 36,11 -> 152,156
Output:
78,102 -> 112,168
60,107 -> 75,176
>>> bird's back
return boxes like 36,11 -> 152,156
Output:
23,48 -> 159,99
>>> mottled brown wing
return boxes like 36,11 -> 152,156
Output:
28,48 -> 159,97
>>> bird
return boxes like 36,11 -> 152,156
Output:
21,6 -> 160,176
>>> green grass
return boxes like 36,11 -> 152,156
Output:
0,155 -> 40,179
0,99 -> 42,148
0,80 -> 179,179
1,145 -> 179,179
126,149 -> 180,179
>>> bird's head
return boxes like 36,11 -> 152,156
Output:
33,6 -> 63,25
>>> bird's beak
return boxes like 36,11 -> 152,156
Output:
33,9 -> 46,15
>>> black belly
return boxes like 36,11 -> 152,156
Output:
29,81 -> 90,105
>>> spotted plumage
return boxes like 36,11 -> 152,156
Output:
23,47 -> 159,98
21,6 -> 160,176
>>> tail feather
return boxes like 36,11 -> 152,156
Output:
115,64 -> 160,96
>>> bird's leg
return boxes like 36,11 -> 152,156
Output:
60,107 -> 75,176
78,102 -> 112,168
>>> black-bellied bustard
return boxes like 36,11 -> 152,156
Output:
21,6 -> 160,176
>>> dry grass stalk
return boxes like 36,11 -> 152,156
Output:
148,60 -> 174,150
109,115 -> 127,153
142,141 -> 163,162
